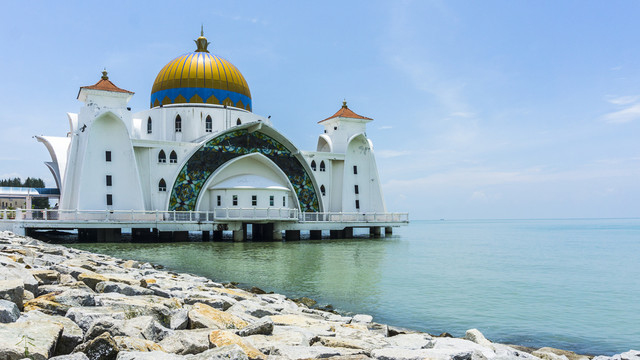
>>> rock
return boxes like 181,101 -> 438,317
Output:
270,345 -> 362,358
188,302 -> 248,330
592,350 -> 640,360
464,329 -> 493,348
84,318 -> 128,342
95,281 -> 154,296
23,296 -> 71,316
48,289 -> 96,307
122,260 -> 140,269
212,287 -> 252,301
66,306 -> 127,333
187,345 -> 250,359
228,300 -> 278,319
183,294 -> 236,311
316,335 -> 389,353
94,294 -> 182,325
18,310 -> 84,356
386,333 -> 433,350
31,269 -> 61,285
248,286 -> 266,295
23,289 -> 34,302
533,347 -> 588,360
0,318 -> 64,360
294,296 -> 317,308
116,351 -> 184,360
169,308 -> 189,330
209,330 -> 266,359
158,329 -> 212,355
125,316 -> 173,343
430,337 -> 495,360
112,336 -> 163,352
351,314 -> 373,323
73,332 -> 120,360
78,273 -> 108,290
0,279 -> 24,309
0,299 -> 20,323
236,317 -> 274,336
50,353 -> 91,360
0,263 -> 39,294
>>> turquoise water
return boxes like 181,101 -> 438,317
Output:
66,219 -> 640,355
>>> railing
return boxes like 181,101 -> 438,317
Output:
0,208 -> 408,224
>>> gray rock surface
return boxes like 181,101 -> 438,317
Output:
50,353 -> 91,360
96,281 -> 155,296
18,310 -> 84,356
0,299 -> 20,323
0,318 -> 64,360
0,279 -> 24,310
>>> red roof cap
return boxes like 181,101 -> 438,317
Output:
79,70 -> 134,95
319,100 -> 372,123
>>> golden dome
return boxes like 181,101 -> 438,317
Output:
150,31 -> 252,111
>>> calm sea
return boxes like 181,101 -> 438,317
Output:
65,218 -> 640,355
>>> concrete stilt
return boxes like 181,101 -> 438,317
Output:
212,230 -> 223,241
369,226 -> 382,238
343,227 -> 354,238
173,231 -> 189,242
272,228 -> 283,241
233,229 -> 244,242
285,230 -> 300,241
158,231 -> 173,242
202,231 -> 210,241
97,228 -> 121,242
385,226 -> 393,236
132,228 -> 154,242
310,230 -> 322,240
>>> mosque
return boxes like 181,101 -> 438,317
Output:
33,31 -> 406,241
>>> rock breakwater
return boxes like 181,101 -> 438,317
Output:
0,231 -> 637,360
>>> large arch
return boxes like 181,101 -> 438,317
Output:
168,128 -> 320,212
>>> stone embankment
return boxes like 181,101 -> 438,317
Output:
0,231 -> 638,360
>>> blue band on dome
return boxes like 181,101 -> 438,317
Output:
151,87 -> 252,109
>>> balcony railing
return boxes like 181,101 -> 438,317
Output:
0,208 -> 409,224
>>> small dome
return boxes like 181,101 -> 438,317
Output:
150,30 -> 252,111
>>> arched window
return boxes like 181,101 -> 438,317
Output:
169,150 -> 177,164
158,150 -> 166,163
206,115 -> 212,133
158,179 -> 167,192
175,115 -> 182,132
311,160 -> 317,171
147,117 -> 152,134
320,161 -> 326,172
320,185 -> 326,196
236,118 -> 242,126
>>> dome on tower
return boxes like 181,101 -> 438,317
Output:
150,30 -> 252,111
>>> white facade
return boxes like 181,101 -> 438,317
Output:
37,37 -> 390,227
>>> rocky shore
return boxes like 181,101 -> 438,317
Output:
0,231 -> 637,360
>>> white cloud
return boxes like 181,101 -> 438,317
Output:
603,103 -> 640,123
378,125 -> 393,130
471,190 -> 487,201
605,95 -> 640,105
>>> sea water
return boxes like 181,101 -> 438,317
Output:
66,218 -> 640,355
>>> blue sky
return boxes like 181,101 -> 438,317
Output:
0,1 -> 638,219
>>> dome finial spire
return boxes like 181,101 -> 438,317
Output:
102,68 -> 108,80
194,26 -> 210,53
342,99 -> 347,108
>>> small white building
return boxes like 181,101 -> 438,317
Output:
34,31 -> 406,241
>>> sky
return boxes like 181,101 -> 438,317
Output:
0,1 -> 638,220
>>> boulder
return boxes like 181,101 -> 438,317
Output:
112,336 -> 163,352
125,316 -> 173,343
78,273 -> 109,290
0,318 -> 64,360
430,337 -> 496,360
96,281 -> 154,296
47,288 -> 96,307
236,317 -> 274,337
351,314 -> 373,324
209,330 -> 266,359
186,345 -> 249,360
592,350 -> 640,360
73,332 -> 120,360
66,306 -> 127,333
0,279 -> 24,309
31,269 -> 61,285
188,302 -> 248,330
19,310 -> 84,356
0,263 -> 39,294
158,329 -> 212,355
228,300 -> 278,318
270,345 -> 362,358
183,294 -> 236,311
533,347 -> 587,360
169,308 -> 189,330
84,318 -> 128,342
0,299 -> 20,323
386,333 -> 433,350
50,353 -> 90,360
23,296 -> 71,316
464,329 -> 493,349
